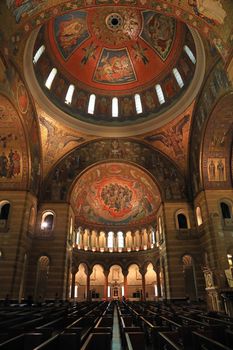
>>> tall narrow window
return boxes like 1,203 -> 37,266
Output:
134,94 -> 142,114
177,213 -> 188,229
41,211 -> 54,230
33,45 -> 45,64
65,84 -> 75,105
112,97 -> 118,117
155,84 -> 165,104
76,229 -> 81,245
184,45 -> 196,64
0,202 -> 10,221
196,206 -> 203,226
45,68 -> 57,90
151,229 -> 156,244
220,202 -> 231,219
88,94 -> 96,114
117,231 -> 124,249
173,68 -> 184,88
107,231 -> 114,249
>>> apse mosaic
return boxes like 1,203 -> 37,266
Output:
140,11 -> 176,61
93,49 -> 136,85
71,163 -> 160,226
54,11 -> 89,60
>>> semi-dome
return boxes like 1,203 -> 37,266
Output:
70,162 -> 161,230
25,6 -> 205,135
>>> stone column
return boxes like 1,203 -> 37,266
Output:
156,267 -> 161,298
104,269 -> 109,300
140,268 -> 146,301
86,268 -> 91,301
71,271 -> 76,299
122,270 -> 128,299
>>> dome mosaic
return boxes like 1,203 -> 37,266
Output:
29,6 -> 202,129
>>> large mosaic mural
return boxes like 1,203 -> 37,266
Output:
71,163 -> 160,226
2,0 -> 233,63
33,10 -> 196,124
0,56 -> 41,194
202,93 -> 233,190
93,49 -> 136,85
189,60 -> 231,196
0,95 -> 27,189
54,11 -> 89,60
42,139 -> 187,202
140,11 -> 176,61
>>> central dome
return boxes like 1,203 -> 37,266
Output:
27,6 -> 205,134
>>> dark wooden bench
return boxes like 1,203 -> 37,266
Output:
80,332 -> 111,350
192,331 -> 232,350
0,332 -> 46,350
125,332 -> 145,350
158,331 -> 183,350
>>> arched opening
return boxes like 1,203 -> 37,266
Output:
117,231 -> 124,252
28,206 -> 36,233
90,264 -> 105,300
182,255 -> 197,301
75,263 -> 88,301
177,213 -> 188,229
127,264 -> 142,300
41,211 -> 54,230
196,206 -> 203,226
145,263 -> 157,300
109,265 -> 124,299
0,201 -> 10,229
220,202 -> 231,219
34,255 -> 50,301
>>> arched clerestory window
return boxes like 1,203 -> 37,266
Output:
196,206 -> 203,226
176,211 -> 189,229
220,202 -> 231,219
41,211 -> 55,231
0,201 -> 11,230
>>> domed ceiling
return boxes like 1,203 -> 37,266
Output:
70,162 -> 161,228
31,6 -> 199,128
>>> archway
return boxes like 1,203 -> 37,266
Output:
34,255 -> 50,301
127,264 -> 142,300
90,264 -> 105,300
182,255 -> 197,301
145,263 -> 157,300
109,265 -> 124,300
75,263 -> 88,301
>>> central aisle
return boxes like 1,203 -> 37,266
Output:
112,303 -> 122,350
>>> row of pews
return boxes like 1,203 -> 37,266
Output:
0,300 -> 113,349
119,300 -> 233,349
1,299 -> 233,349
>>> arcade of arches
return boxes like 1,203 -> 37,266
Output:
0,0 -> 233,315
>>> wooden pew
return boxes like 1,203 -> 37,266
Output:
80,333 -> 111,350
0,333 -> 46,350
140,316 -> 169,348
158,331 -> 183,350
125,332 -> 145,350
192,331 -> 232,350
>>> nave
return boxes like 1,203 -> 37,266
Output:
0,299 -> 233,349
